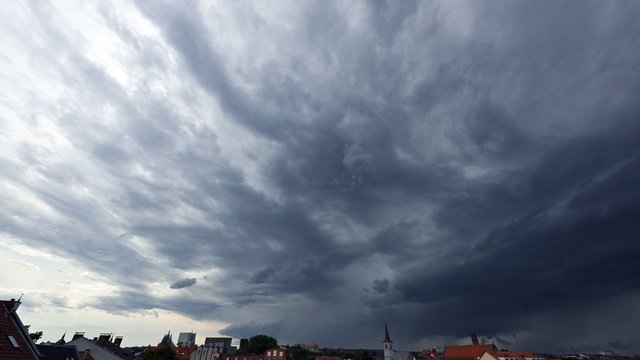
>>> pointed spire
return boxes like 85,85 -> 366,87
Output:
55,332 -> 66,345
384,322 -> 393,343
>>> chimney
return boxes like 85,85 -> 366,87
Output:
471,334 -> 479,346
239,339 -> 249,354
114,336 -> 123,347
7,298 -> 20,313
73,332 -> 86,341
97,333 -> 111,346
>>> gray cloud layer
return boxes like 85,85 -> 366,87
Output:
2,0 -> 640,353
170,278 -> 197,289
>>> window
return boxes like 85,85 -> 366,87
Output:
7,335 -> 19,348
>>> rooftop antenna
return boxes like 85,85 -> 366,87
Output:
17,293 -> 23,302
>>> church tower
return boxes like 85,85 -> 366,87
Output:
383,322 -> 394,360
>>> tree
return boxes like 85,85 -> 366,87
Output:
287,347 -> 315,360
247,334 -> 278,354
358,350 -> 371,360
23,325 -> 43,342
142,347 -> 179,360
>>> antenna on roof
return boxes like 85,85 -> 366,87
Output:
17,293 -> 23,302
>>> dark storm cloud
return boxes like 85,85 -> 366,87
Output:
363,127 -> 640,342
249,267 -> 276,284
3,0 -> 640,353
94,290 -> 221,320
170,278 -> 197,289
372,279 -> 390,294
220,322 -> 285,340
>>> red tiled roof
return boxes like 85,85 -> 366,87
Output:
418,348 -> 441,360
444,345 -> 498,360
174,346 -> 197,360
0,300 -> 43,360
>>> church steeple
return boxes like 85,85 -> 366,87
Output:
383,322 -> 394,360
384,322 -> 393,343
55,332 -> 66,345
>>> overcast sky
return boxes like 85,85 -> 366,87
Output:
2,0 -> 640,354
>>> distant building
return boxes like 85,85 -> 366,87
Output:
480,351 -> 544,360
144,331 -> 196,360
264,348 -> 286,360
0,298 -> 44,360
382,323 -> 413,360
65,332 -> 129,360
203,337 -> 234,354
218,354 -> 262,360
146,344 -> 196,360
190,337 -> 236,360
178,332 -> 197,347
36,344 -> 81,360
297,344 -> 319,352
239,339 -> 249,354
443,344 -> 498,360
416,348 -> 440,360
174,347 -> 198,360
217,347 -> 285,360
159,331 -> 176,347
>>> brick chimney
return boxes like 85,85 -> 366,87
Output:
239,339 -> 249,354
73,332 -> 86,341
114,336 -> 123,347
97,333 -> 111,346
7,298 -> 20,313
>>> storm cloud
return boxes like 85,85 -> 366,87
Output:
170,278 -> 197,289
1,0 -> 640,354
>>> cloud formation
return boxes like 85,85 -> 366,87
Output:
170,278 -> 197,289
1,0 -> 640,353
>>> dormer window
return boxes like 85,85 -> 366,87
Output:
7,335 -> 19,348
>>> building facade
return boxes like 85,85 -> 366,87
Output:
0,299 -> 43,360
178,332 -> 197,347
382,323 -> 412,360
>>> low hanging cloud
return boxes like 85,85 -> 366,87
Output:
169,278 -> 197,289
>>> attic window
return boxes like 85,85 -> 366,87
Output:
7,335 -> 19,348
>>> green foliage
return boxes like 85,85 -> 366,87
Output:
358,350 -> 372,360
323,349 -> 372,360
247,334 -> 279,354
142,347 -> 179,360
287,347 -> 316,360
23,325 -> 43,342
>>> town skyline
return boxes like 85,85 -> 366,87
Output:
9,297 -> 636,360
